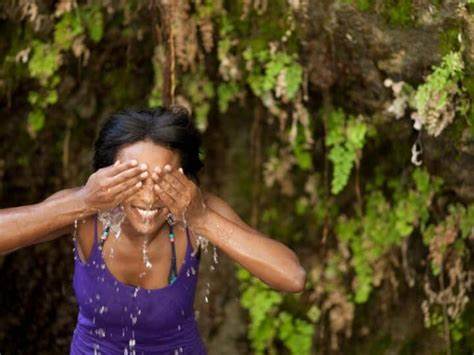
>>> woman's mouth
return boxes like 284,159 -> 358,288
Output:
132,206 -> 161,220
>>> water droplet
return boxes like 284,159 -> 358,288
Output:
133,287 -> 140,298
98,205 -> 125,238
142,238 -> 153,270
196,235 -> 209,253
95,328 -> 106,338
177,324 -> 181,331
212,245 -> 219,264
99,306 -> 107,314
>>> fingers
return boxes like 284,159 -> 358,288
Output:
103,159 -> 139,177
162,169 -> 186,191
173,167 -> 192,188
152,165 -> 189,189
154,176 -> 179,200
108,172 -> 145,196
107,163 -> 148,186
154,184 -> 177,205
115,180 -> 144,203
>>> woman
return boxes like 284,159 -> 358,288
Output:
0,106 -> 306,354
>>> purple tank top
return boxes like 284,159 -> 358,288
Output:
70,215 -> 207,354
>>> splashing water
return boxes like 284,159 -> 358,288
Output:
204,281 -> 211,303
98,205 -> 125,237
209,246 -> 219,272
97,205 -> 126,258
142,238 -> 153,270
95,328 -> 106,338
128,336 -> 136,355
73,219 -> 78,240
192,234 -> 221,305
195,235 -> 209,254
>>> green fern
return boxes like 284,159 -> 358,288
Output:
326,109 -> 367,194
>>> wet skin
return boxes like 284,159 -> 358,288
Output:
0,139 -> 307,292
78,140 -> 200,290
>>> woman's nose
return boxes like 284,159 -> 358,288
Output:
140,176 -> 156,206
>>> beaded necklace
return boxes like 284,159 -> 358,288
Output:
98,215 -> 179,285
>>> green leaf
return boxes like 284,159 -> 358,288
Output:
27,109 -> 45,134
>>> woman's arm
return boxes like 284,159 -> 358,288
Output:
0,187 -> 93,255
152,167 -> 307,293
192,194 -> 307,293
0,159 -> 149,255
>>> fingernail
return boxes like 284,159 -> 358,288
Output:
140,171 -> 148,178
131,160 -> 138,166
154,166 -> 162,174
164,164 -> 172,172
136,181 -> 142,187
178,167 -> 183,174
139,163 -> 147,170
114,160 -> 120,166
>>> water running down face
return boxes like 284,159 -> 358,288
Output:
116,140 -> 181,237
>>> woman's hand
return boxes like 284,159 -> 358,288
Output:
80,160 -> 148,211
151,164 -> 207,225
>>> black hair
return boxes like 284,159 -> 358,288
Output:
93,105 -> 204,184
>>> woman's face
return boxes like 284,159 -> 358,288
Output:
115,140 -> 181,237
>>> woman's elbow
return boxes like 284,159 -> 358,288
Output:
284,265 -> 307,293
293,265 -> 306,292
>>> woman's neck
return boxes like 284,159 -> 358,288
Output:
119,220 -> 168,246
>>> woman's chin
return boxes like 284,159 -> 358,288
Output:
123,206 -> 169,236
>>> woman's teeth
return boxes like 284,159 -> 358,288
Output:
135,207 -> 159,219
